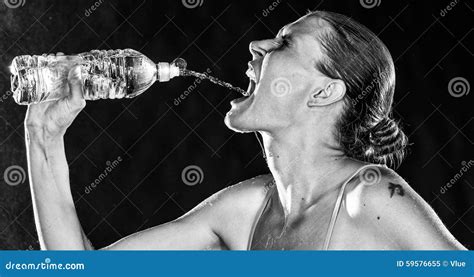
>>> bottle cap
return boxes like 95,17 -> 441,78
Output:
157,62 -> 171,82
157,62 -> 181,82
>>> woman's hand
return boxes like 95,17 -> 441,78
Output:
24,65 -> 86,141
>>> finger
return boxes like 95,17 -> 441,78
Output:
55,52 -> 65,61
66,65 -> 86,109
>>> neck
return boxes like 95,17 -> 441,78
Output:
260,128 -> 362,219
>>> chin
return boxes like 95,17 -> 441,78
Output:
224,109 -> 254,133
224,95 -> 260,133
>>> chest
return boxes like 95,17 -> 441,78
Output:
249,198 -> 337,250
249,200 -> 397,250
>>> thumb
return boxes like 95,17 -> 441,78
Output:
66,65 -> 85,109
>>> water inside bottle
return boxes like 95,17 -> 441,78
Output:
10,55 -> 80,104
79,49 -> 157,100
10,50 -> 158,104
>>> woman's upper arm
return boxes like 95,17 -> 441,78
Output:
101,218 -> 220,250
397,193 -> 467,250
100,192 -> 226,250
99,175 -> 270,250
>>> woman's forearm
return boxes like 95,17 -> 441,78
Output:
26,128 -> 92,250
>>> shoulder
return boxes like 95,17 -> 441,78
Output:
186,174 -> 273,249
186,174 -> 273,227
346,165 -> 411,209
344,165 -> 465,250
203,174 -> 273,209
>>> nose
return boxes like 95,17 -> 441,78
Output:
249,39 -> 282,59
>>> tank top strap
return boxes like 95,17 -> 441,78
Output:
323,164 -> 385,250
247,179 -> 275,250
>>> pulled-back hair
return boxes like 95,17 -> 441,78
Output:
308,11 -> 408,168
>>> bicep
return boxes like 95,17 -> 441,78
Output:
101,218 -> 220,250
101,196 -> 223,250
100,175 -> 270,250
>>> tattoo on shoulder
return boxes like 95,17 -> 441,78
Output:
388,182 -> 405,198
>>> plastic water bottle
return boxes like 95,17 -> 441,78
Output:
9,49 -> 186,105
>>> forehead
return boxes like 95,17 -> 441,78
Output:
277,15 -> 332,37
276,15 -> 332,73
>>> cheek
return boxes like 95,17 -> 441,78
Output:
260,52 -> 311,97
251,79 -> 308,126
249,53 -> 315,123
259,58 -> 298,99
257,67 -> 312,111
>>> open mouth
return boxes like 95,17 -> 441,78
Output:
245,62 -> 258,96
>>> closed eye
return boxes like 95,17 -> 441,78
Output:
278,35 -> 291,50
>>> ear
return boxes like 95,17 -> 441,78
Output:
307,80 -> 346,107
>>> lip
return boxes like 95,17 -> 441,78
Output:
247,61 -> 260,83
243,61 -> 259,95
230,96 -> 248,105
231,80 -> 255,105
246,63 -> 257,83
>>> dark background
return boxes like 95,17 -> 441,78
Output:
0,0 -> 472,250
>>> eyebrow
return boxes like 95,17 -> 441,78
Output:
276,24 -> 290,37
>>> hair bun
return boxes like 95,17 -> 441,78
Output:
370,117 -> 397,141
365,117 -> 408,167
